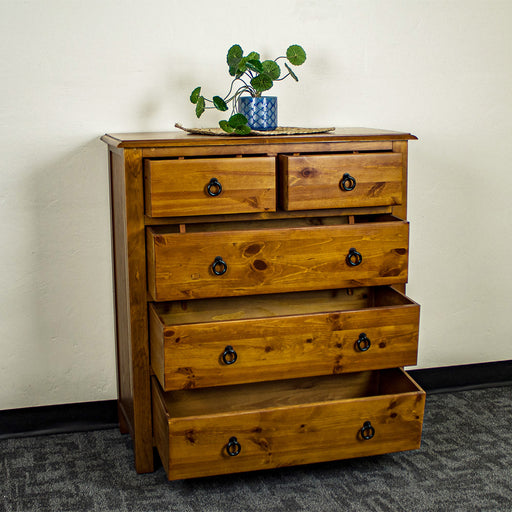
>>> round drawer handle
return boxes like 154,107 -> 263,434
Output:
222,345 -> 238,365
211,256 -> 228,276
207,177 -> 222,197
360,421 -> 375,440
340,173 -> 356,191
226,436 -> 241,456
355,333 -> 371,352
346,247 -> 362,267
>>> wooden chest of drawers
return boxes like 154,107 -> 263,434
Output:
102,128 -> 424,480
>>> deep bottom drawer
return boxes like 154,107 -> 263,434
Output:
152,369 -> 425,480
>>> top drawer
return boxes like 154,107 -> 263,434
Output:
145,157 -> 276,217
280,153 -> 403,211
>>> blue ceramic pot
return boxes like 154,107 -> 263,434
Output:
238,96 -> 278,131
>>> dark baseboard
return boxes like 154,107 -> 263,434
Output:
1,360 -> 511,440
408,359 -> 512,394
0,400 -> 118,441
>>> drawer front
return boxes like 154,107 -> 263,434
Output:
147,217 -> 409,301
152,370 -> 425,480
280,153 -> 403,211
149,287 -> 419,390
145,157 -> 276,217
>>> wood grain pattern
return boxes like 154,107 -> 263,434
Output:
144,205 -> 393,226
152,369 -> 425,480
102,129 -> 419,480
391,140 -> 408,221
145,157 -> 276,217
109,148 -> 154,473
146,216 -> 409,301
152,377 -> 170,475
280,153 -> 403,211
140,141 -> 395,159
109,149 -> 134,435
101,129 -> 417,149
149,287 -> 419,390
162,371 -> 381,416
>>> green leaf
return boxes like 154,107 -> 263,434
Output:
219,120 -> 234,133
228,113 -> 248,128
286,44 -> 306,66
213,96 -> 228,111
234,125 -> 251,135
251,73 -> 273,92
227,44 -> 243,66
236,57 -> 249,74
246,51 -> 260,61
262,60 -> 280,80
227,44 -> 243,76
285,62 -> 299,82
190,87 -> 201,104
246,59 -> 264,74
195,96 -> 205,118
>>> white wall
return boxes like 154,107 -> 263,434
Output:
1,0 -> 511,409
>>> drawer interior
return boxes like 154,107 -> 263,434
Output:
152,286 -> 415,326
148,214 -> 403,235
160,369 -> 422,419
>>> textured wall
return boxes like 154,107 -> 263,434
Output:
1,0 -> 511,409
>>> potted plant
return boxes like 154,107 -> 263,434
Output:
190,44 -> 307,134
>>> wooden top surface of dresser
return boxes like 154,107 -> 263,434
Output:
101,128 -> 417,149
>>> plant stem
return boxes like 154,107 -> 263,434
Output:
237,77 -> 252,90
225,84 -> 253,104
223,76 -> 250,101
223,79 -> 238,102
231,87 -> 250,116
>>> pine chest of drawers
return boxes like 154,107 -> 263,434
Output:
102,128 -> 424,480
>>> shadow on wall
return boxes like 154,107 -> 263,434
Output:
20,138 -> 116,406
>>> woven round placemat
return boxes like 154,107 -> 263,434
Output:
175,123 -> 335,136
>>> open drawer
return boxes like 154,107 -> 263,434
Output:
149,286 -> 420,390
146,215 -> 409,301
152,368 -> 426,480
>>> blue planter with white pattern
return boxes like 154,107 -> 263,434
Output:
238,96 -> 278,131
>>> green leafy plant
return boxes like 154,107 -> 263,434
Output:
190,44 -> 306,134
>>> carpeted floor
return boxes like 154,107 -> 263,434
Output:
1,386 -> 512,512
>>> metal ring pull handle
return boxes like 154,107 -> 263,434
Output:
222,345 -> 238,365
360,421 -> 375,440
346,248 -> 362,267
355,333 -> 371,352
340,173 -> 356,191
211,256 -> 228,276
207,177 -> 222,197
226,436 -> 241,456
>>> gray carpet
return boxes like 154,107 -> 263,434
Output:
1,386 -> 512,512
